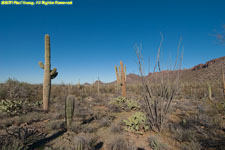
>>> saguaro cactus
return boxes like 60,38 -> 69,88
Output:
115,61 -> 127,97
38,34 -> 58,111
65,95 -> 75,130
207,83 -> 212,100
97,76 -> 100,94
222,67 -> 225,95
73,136 -> 85,150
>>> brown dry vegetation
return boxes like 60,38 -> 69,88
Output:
0,56 -> 225,150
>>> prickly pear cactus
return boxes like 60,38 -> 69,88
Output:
38,34 -> 58,111
65,95 -> 75,130
123,112 -> 149,134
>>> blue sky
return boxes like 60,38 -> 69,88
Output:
0,0 -> 224,84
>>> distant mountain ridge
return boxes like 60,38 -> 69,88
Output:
97,56 -> 225,85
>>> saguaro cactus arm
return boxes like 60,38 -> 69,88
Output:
115,65 -> 121,84
50,68 -> 58,79
38,61 -> 44,69
115,61 -> 127,97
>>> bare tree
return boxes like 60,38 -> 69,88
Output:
135,34 -> 183,132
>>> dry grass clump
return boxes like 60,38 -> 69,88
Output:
106,136 -> 136,150
46,120 -> 65,131
110,124 -> 122,133
0,125 -> 46,150
148,135 -> 168,150
13,112 -> 42,125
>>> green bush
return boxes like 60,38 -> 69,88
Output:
148,135 -> 168,150
0,99 -> 23,115
123,112 -> 149,134
109,96 -> 140,111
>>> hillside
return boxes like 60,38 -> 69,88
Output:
112,56 -> 225,84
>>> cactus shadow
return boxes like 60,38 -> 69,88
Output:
94,141 -> 103,149
29,129 -> 66,149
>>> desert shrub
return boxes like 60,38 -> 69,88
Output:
110,124 -> 122,133
109,96 -> 140,111
99,117 -> 111,127
107,136 -> 136,150
0,118 -> 14,129
82,124 -> 98,133
123,112 -> 149,134
83,134 -> 99,149
148,135 -> 168,150
0,84 -> 7,99
169,122 -> 202,149
196,101 -> 224,129
15,112 -> 42,125
172,127 -> 197,143
70,122 -> 82,133
46,120 -> 65,131
0,125 -> 46,150
5,78 -> 32,101
181,140 -> 202,150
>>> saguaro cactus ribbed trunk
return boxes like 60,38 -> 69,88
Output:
65,95 -> 75,130
39,34 -> 58,111
115,61 -> 127,97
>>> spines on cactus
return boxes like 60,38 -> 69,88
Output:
65,95 -> 75,130
38,34 -> 58,111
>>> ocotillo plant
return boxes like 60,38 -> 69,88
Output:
38,34 -> 58,111
115,61 -> 127,97
65,95 -> 75,130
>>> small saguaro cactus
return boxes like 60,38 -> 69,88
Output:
65,95 -> 75,130
208,83 -> 212,100
39,34 -> 58,111
97,76 -> 100,94
73,136 -> 85,150
222,67 -> 225,95
115,61 -> 127,97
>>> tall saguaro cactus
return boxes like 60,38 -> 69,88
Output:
115,61 -> 127,97
38,34 -> 58,111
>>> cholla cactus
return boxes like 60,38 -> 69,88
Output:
65,95 -> 75,130
38,34 -> 58,111
115,61 -> 127,97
